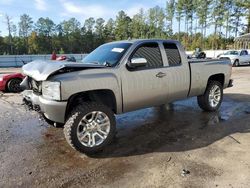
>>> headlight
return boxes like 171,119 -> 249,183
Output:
42,81 -> 61,100
0,77 -> 3,81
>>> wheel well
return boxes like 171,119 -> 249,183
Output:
65,89 -> 117,120
5,77 -> 22,91
208,74 -> 225,86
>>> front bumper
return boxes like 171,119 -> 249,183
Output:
23,90 -> 67,123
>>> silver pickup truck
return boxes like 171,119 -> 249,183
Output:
22,39 -> 233,154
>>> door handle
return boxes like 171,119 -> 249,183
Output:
156,72 -> 166,78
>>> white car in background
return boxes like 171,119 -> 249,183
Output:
218,50 -> 250,67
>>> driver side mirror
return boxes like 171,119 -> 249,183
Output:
127,58 -> 147,68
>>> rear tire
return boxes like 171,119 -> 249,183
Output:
7,78 -> 22,93
64,102 -> 116,154
197,81 -> 223,112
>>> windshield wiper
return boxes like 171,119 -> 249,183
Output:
82,61 -> 112,67
86,61 -> 100,65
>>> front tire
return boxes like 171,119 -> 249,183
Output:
64,102 -> 116,154
197,81 -> 223,112
233,60 -> 239,67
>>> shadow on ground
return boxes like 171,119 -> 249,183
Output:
85,93 -> 250,158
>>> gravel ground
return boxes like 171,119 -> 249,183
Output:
0,66 -> 250,188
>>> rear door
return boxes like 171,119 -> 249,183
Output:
121,42 -> 169,112
161,42 -> 190,101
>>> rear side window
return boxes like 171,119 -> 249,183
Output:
131,43 -> 163,69
163,43 -> 181,66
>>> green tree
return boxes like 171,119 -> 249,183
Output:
0,35 -> 8,55
84,17 -> 95,33
176,0 -> 184,40
95,18 -> 105,46
95,18 -> 105,37
103,18 -> 115,41
238,0 -> 250,33
131,8 -> 147,39
3,14 -> 16,54
166,0 -> 175,35
115,11 -> 132,40
36,17 -> 55,36
211,0 -> 227,49
83,17 -> 95,52
18,14 -> 33,53
230,0 -> 245,37
0,1 -> 248,54
61,18 -> 81,53
197,0 -> 212,47
148,6 -> 165,38
28,31 -> 39,54
35,17 -> 56,53
224,0 -> 234,38
18,14 -> 33,37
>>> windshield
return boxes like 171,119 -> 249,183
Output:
224,51 -> 239,55
82,43 -> 132,66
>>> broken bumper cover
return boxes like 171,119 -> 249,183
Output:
22,90 -> 67,123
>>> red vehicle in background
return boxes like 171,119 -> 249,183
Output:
0,73 -> 25,93
51,52 -> 76,62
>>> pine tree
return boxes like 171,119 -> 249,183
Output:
176,0 -> 184,40
197,0 -> 213,47
166,0 -> 175,35
115,11 -> 132,40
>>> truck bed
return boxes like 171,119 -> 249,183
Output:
188,58 -> 231,97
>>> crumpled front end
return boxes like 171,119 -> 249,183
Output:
22,59 -> 105,81
21,75 -> 67,123
23,90 -> 67,123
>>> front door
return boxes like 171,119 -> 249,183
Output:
121,42 -> 168,112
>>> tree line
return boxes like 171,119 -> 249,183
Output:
0,0 -> 249,55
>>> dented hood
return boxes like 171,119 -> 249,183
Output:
22,60 -> 105,81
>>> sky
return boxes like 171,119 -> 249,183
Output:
0,0 -> 247,37
0,0 -> 167,36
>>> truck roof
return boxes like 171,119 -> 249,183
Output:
106,39 -> 179,45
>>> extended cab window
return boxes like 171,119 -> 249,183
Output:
131,43 -> 163,69
163,43 -> 181,66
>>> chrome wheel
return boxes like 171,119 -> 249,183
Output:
77,111 -> 111,148
208,85 -> 221,108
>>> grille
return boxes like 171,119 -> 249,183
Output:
28,77 -> 42,94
